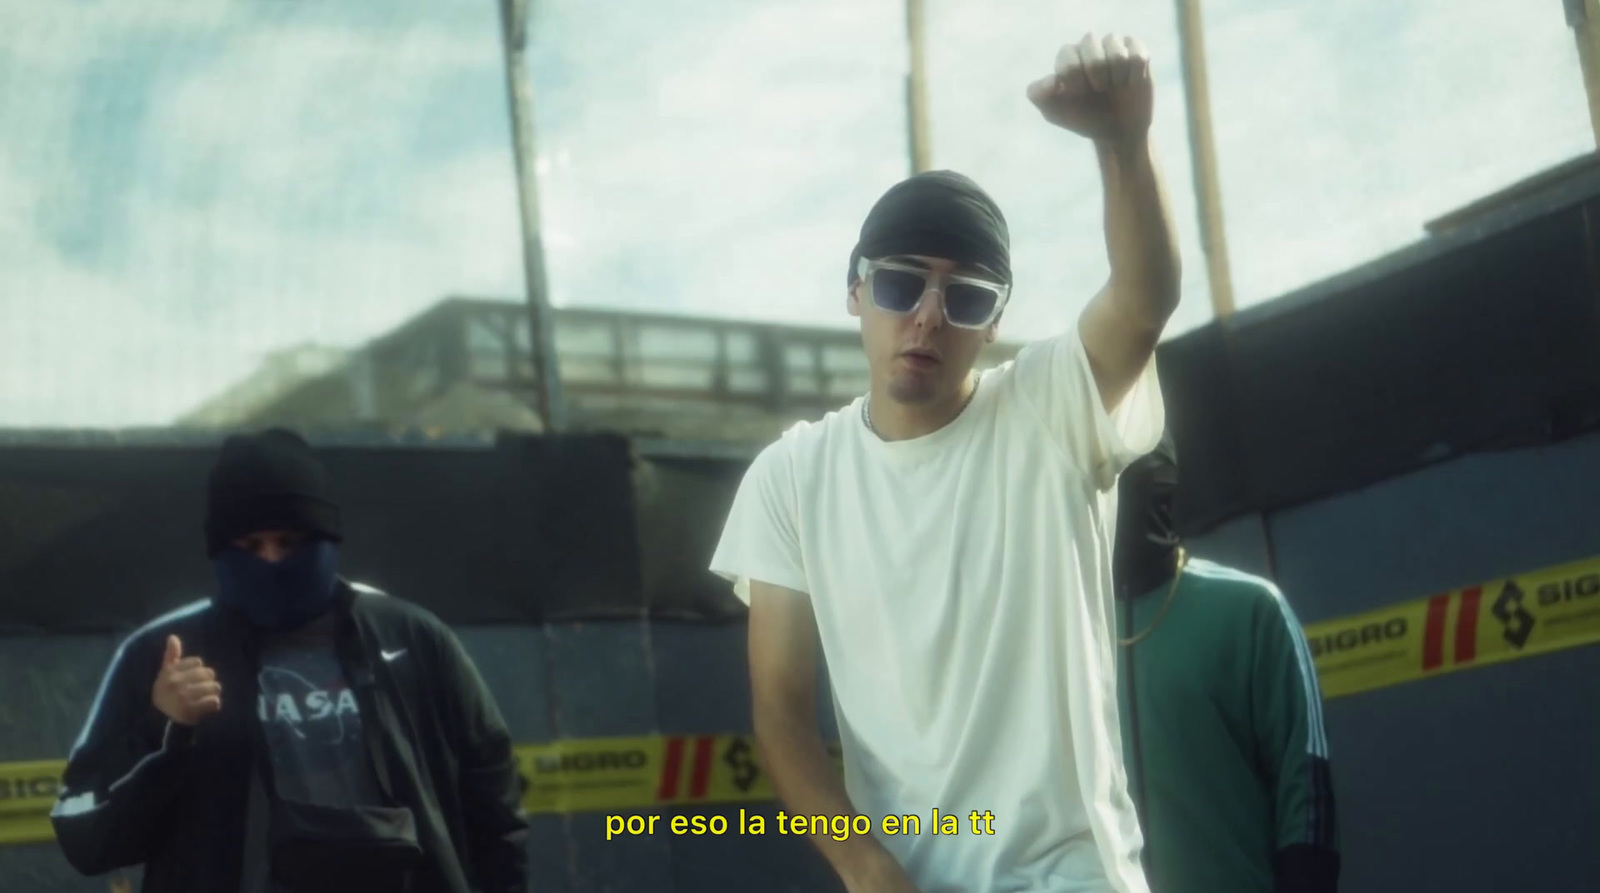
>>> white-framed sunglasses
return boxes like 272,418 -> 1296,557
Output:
856,256 -> 1010,329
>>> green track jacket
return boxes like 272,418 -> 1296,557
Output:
1114,557 -> 1340,893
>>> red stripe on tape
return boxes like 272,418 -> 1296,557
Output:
1455,586 -> 1482,664
657,737 -> 685,801
1422,594 -> 1449,671
688,736 -> 715,798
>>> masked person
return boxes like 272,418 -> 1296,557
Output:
51,428 -> 529,893
712,32 -> 1179,893
1113,434 -> 1340,893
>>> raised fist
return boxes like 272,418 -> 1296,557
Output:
1027,32 -> 1154,145
151,635 -> 223,726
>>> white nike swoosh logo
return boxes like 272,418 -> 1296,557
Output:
381,648 -> 407,662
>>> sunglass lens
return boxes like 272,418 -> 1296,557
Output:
945,283 -> 1000,326
869,268 -> 925,313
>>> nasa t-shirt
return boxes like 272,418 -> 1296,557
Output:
256,616 -> 383,806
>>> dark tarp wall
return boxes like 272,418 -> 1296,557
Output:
1156,322 -> 1253,541
0,434 -> 643,633
631,456 -> 749,623
1166,168 -> 1600,536
1220,201 -> 1600,516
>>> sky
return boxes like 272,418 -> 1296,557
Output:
0,0 -> 1591,427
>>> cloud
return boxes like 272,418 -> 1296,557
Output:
0,0 -> 1591,427
0,149 -> 212,424
1202,0 -> 1592,302
0,0 -> 234,69
0,1 -> 520,425
527,0 -> 912,327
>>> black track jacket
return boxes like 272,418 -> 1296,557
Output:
50,580 -> 529,892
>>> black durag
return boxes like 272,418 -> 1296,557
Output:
1114,431 -> 1181,601
848,170 -> 1012,285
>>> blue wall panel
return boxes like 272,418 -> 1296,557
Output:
1265,432 -> 1600,893
648,622 -> 844,892
1269,433 -> 1600,623
540,622 -> 670,893
455,627 -> 568,893
1321,645 -> 1600,893
0,634 -> 120,893
1186,511 -> 1274,579
650,623 -> 750,736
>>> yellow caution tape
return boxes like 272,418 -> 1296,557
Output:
0,737 -> 842,847
0,760 -> 61,846
4,554 -> 1597,847
1306,554 -> 1600,698
516,734 -> 841,815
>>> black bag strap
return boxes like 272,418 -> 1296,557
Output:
242,639 -> 283,891
333,586 -> 405,808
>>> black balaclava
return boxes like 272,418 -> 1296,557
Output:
1113,431 -> 1181,601
205,428 -> 344,631
848,170 -> 1012,286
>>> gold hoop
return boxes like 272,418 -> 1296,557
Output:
1119,546 -> 1188,647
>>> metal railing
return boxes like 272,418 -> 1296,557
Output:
176,297 -> 1023,443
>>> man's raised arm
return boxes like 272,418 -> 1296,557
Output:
1028,31 -> 1182,414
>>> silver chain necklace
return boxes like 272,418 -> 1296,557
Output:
863,372 -> 978,437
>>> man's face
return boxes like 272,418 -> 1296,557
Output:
232,529 -> 307,564
848,254 -> 1002,406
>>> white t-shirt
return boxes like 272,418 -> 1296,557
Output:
710,326 -> 1163,893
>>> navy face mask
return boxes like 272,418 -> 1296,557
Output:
213,538 -> 341,632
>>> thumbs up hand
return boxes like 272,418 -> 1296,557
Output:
151,635 -> 223,726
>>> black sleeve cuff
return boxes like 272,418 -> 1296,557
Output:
1275,844 -> 1340,893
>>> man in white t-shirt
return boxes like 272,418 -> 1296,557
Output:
709,32 -> 1181,893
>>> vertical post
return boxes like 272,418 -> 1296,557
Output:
1567,0 -> 1600,147
498,0 -> 569,432
906,0 -> 932,174
1174,0 -> 1236,319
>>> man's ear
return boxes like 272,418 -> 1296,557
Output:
985,318 -> 1001,344
847,280 -> 863,317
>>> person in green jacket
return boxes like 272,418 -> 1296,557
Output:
1112,433 -> 1340,893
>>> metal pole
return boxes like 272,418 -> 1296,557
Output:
906,0 -> 932,174
498,0 -> 569,432
1567,0 -> 1600,147
1174,0 -> 1236,319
